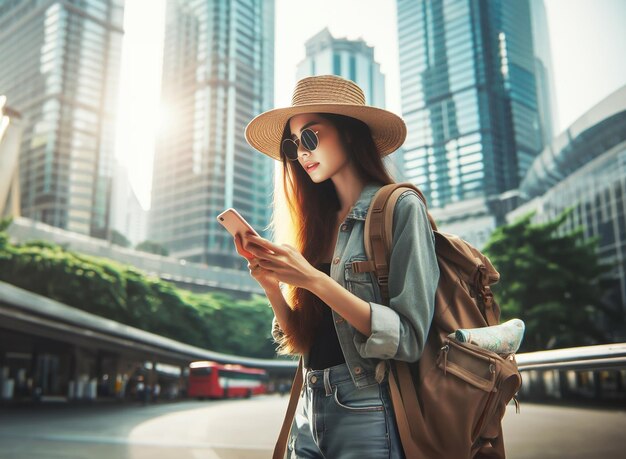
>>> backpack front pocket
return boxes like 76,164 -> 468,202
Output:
435,337 -> 500,442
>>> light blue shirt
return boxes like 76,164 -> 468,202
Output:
271,181 -> 440,388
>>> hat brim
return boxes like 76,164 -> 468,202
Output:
244,103 -> 406,161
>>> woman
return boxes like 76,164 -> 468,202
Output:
234,75 -> 439,458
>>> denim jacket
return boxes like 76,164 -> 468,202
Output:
271,181 -> 440,388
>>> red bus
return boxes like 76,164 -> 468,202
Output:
188,361 -> 268,399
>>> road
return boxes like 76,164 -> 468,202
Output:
0,396 -> 286,459
0,395 -> 624,458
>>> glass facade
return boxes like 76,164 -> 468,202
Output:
296,27 -> 385,108
511,88 -> 626,340
396,0 -> 543,209
0,0 -> 124,237
529,0 -> 558,146
149,0 -> 275,266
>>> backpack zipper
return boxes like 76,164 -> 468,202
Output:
441,344 -> 449,375
473,384 -> 498,440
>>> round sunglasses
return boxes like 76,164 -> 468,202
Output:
281,128 -> 319,161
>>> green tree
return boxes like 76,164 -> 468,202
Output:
0,216 -> 12,233
0,216 -> 12,250
110,229 -> 131,248
135,240 -> 169,256
483,207 -> 620,352
0,222 -> 279,359
189,292 -> 278,357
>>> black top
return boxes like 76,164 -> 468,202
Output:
307,262 -> 346,370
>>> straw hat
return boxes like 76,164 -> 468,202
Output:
244,74 -> 406,161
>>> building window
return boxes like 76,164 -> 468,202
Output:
333,52 -> 341,75
349,55 -> 356,81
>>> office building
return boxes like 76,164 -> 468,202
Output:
0,0 -> 125,237
396,0 -> 544,245
149,0 -> 275,266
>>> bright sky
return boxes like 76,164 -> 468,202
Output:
115,0 -> 626,210
113,0 -> 166,210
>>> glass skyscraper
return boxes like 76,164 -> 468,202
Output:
149,0 -> 275,266
295,27 -> 405,181
396,0 -> 543,211
512,85 -> 626,340
529,0 -> 559,146
0,0 -> 125,238
296,27 -> 386,108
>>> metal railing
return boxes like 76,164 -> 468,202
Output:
514,342 -> 626,403
515,342 -> 626,372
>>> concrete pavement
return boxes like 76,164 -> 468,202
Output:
0,394 -> 624,458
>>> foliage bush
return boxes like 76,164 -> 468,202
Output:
0,217 -> 284,359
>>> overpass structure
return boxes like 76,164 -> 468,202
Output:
6,216 -> 265,299
0,281 -> 296,403
1,280 -> 624,405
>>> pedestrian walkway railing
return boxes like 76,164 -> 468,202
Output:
515,342 -> 626,371
513,342 -> 626,403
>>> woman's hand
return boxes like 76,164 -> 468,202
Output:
233,233 -> 281,291
238,233 -> 321,291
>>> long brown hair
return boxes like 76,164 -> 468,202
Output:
267,112 -> 398,356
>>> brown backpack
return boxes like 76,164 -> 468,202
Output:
355,182 -> 523,458
272,182 -> 522,459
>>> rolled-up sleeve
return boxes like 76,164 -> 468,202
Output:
353,191 -> 439,362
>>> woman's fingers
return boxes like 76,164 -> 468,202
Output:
245,234 -> 282,255
233,234 -> 242,254
234,234 -> 255,260
241,234 -> 265,254
247,257 -> 259,270
238,235 -> 273,262
243,238 -> 261,256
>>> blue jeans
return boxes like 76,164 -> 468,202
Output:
287,362 -> 405,458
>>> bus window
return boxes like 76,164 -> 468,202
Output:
190,367 -> 212,376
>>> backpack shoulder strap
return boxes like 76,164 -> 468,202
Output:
358,182 -> 431,457
352,181 -> 435,302
356,181 -> 499,327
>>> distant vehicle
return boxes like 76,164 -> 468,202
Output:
187,361 -> 268,399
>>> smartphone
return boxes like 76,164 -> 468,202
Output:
216,208 -> 272,257
217,208 -> 260,238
